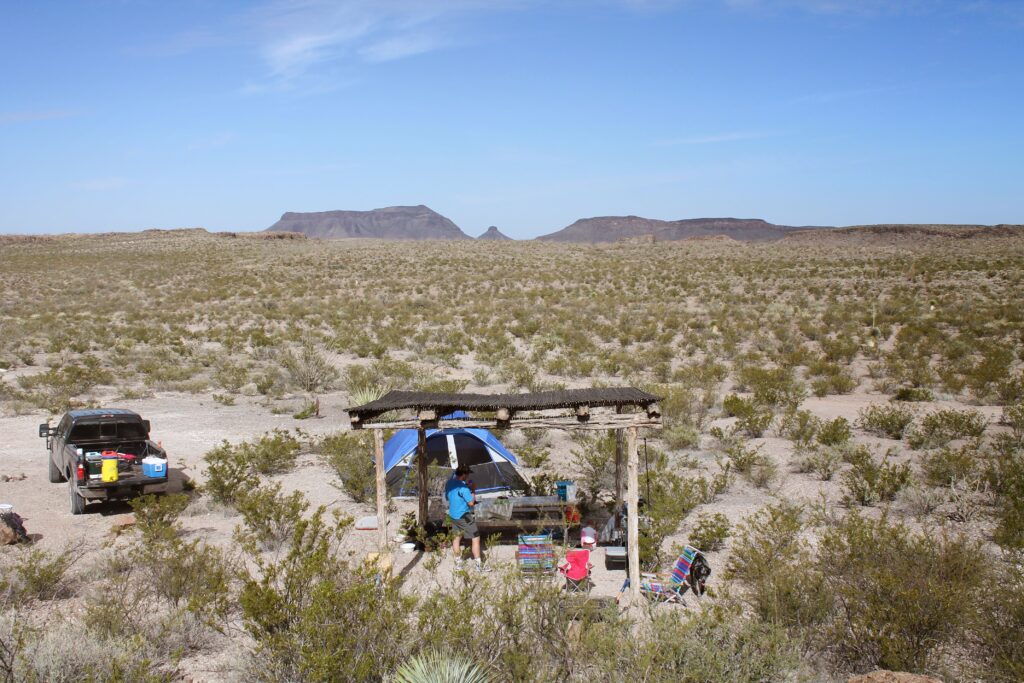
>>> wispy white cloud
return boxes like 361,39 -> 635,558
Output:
241,0 -> 527,92
0,110 -> 78,125
71,177 -> 132,191
657,130 -> 782,146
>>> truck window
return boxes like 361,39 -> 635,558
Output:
69,422 -> 147,442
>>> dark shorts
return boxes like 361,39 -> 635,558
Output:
450,513 -> 479,540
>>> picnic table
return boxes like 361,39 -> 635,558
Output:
475,495 -> 581,533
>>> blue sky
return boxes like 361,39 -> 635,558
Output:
1,0 -> 1022,237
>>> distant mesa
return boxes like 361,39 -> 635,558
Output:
266,205 -> 470,240
535,216 -> 804,243
477,226 -> 512,241
783,223 -> 1024,245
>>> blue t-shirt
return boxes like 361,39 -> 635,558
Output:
445,477 -> 473,520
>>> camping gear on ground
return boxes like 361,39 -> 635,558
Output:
1,510 -> 29,545
400,542 -> 418,553
639,545 -> 711,604
100,452 -> 119,483
556,480 -> 578,503
0,504 -> 12,514
558,549 -> 593,592
517,533 -> 556,577
381,419 -> 527,498
141,456 -> 166,478
354,516 -> 379,530
605,546 -> 626,569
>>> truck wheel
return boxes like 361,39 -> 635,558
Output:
49,455 -> 66,483
69,481 -> 86,515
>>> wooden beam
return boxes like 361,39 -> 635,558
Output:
496,407 -> 511,421
575,404 -> 590,422
645,403 -> 661,419
417,428 -> 429,528
418,409 -> 438,423
373,429 -> 387,551
626,425 -> 640,602
357,415 -> 662,431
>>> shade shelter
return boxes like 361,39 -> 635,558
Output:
346,387 -> 662,602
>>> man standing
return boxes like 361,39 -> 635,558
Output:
446,464 -> 488,571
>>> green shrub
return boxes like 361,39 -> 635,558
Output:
235,483 -> 310,551
318,431 -> 375,503
203,442 -> 258,506
975,556 -> 1024,682
816,417 -> 852,447
989,443 -> 1024,550
736,366 -> 805,409
515,443 -> 551,468
858,403 -> 915,439
247,430 -> 302,475
722,394 -> 773,437
841,446 -> 912,506
893,386 -> 935,402
570,431 -> 616,507
1002,403 -> 1024,439
281,338 -> 339,394
817,513 -> 981,672
689,513 -> 730,551
907,409 -> 987,449
811,371 -> 858,397
637,448 -> 704,569
639,604 -> 802,683
798,447 -> 842,481
662,423 -> 700,450
724,441 -> 761,475
921,442 -> 979,487
0,546 -> 77,604
778,409 -> 819,449
726,502 -> 829,632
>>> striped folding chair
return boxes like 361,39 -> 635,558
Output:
516,533 -> 556,578
639,545 -> 710,604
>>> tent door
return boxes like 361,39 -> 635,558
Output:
446,435 -> 458,468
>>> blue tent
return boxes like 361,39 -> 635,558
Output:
381,419 -> 527,497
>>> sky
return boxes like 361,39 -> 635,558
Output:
1,0 -> 1022,238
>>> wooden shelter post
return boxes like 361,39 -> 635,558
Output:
614,406 -> 624,532
373,429 -> 387,550
626,425 -> 640,601
417,427 -> 429,527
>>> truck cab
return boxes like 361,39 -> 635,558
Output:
40,409 -> 169,515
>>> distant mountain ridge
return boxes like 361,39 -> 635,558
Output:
266,205 -> 469,240
535,216 -> 807,242
477,226 -> 512,241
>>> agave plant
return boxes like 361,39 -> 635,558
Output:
394,650 -> 494,683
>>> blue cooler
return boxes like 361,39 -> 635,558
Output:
142,457 -> 167,478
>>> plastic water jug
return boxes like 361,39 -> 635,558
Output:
142,456 -> 166,478
101,455 -> 119,483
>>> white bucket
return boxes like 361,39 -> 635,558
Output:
0,503 -> 13,514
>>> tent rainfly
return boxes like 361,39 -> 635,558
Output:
382,419 -> 527,498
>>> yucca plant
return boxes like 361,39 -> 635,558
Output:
394,650 -> 494,683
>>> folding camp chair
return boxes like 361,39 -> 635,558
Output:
558,549 -> 593,593
639,545 -> 711,604
517,533 -> 556,578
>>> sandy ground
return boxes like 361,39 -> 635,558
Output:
0,385 -> 1007,681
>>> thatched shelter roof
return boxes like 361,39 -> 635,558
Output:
347,387 -> 659,422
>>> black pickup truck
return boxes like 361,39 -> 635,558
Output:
39,409 -> 169,514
